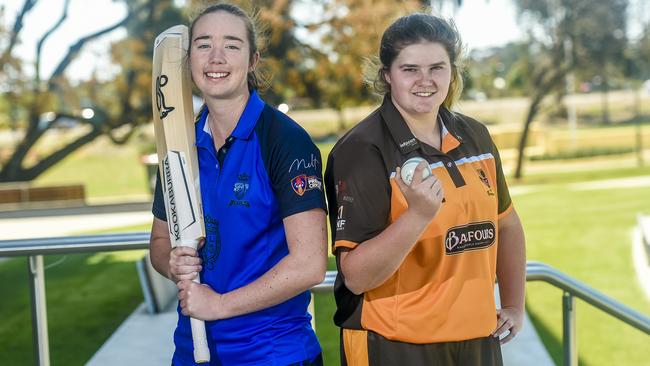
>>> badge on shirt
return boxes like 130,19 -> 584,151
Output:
291,174 -> 322,196
476,168 -> 495,196
229,173 -> 251,207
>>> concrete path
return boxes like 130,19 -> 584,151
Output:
0,202 -> 153,240
86,303 -> 177,366
508,174 -> 650,198
496,285 -> 555,366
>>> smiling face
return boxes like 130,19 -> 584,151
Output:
384,42 -> 452,121
189,11 -> 259,101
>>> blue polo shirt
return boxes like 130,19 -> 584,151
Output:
152,91 -> 326,366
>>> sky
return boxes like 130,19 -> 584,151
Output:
2,0 -> 645,82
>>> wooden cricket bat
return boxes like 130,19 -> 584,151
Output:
152,24 -> 210,363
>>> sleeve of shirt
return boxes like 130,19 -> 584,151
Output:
324,138 -> 391,254
267,123 -> 327,219
492,141 -> 513,217
151,170 -> 167,221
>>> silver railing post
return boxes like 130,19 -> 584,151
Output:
562,291 -> 577,366
28,255 -> 50,366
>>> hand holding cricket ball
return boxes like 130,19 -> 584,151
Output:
396,157 -> 444,219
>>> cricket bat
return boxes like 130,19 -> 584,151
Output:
152,24 -> 210,363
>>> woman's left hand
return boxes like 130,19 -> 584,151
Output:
177,280 -> 225,321
492,306 -> 524,344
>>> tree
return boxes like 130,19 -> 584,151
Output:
0,0 -> 184,182
572,0 -> 628,124
295,0 -> 425,131
511,0 -> 629,179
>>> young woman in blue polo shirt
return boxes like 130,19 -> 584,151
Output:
149,3 -> 327,365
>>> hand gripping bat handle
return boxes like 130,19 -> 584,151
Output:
182,239 -> 210,363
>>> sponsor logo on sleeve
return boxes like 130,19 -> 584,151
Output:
336,180 -> 354,202
335,180 -> 345,195
307,176 -> 322,191
291,174 -> 322,196
336,205 -> 346,231
444,221 -> 496,255
292,175 -> 307,196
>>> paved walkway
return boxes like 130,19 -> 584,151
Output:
0,202 -> 153,240
508,174 -> 650,198
86,303 -> 177,366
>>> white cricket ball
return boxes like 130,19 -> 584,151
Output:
400,157 -> 431,185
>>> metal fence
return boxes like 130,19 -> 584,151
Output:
1,233 -> 649,366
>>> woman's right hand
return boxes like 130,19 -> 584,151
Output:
395,161 -> 444,220
168,244 -> 203,283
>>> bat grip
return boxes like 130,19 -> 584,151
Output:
190,308 -> 210,363
180,239 -> 210,363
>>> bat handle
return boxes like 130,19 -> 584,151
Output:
190,287 -> 211,363
181,239 -> 210,363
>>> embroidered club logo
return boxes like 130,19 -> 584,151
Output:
234,182 -> 248,199
292,175 -> 307,196
229,173 -> 251,207
476,168 -> 495,196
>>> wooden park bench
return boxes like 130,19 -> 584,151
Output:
0,182 -> 85,208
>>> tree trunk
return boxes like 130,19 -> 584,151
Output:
514,67 -> 569,179
514,97 -> 542,179
634,85 -> 641,120
0,128 -> 102,182
601,73 -> 610,124
336,108 -> 346,133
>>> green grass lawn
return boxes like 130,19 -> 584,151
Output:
35,137 -> 151,200
0,251 -> 146,365
516,181 -> 650,366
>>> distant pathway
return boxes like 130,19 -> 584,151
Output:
510,175 -> 650,197
568,175 -> 650,191
0,203 -> 152,241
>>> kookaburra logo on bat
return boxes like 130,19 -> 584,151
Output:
156,75 -> 175,119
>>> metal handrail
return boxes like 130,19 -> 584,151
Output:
1,233 -> 649,366
0,232 -> 152,366
527,261 -> 649,366
0,232 -> 150,257
526,261 -> 650,333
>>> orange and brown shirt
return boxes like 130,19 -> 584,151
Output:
325,96 -> 513,345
